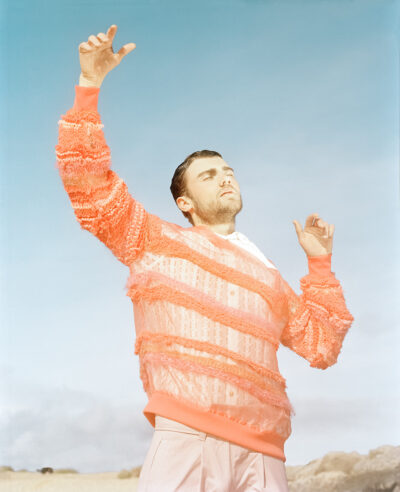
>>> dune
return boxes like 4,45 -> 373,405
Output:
1,445 -> 399,491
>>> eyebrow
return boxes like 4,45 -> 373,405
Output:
197,166 -> 234,179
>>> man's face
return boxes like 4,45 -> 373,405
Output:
178,156 -> 243,225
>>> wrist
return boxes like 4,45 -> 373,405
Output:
79,74 -> 103,88
307,252 -> 332,276
73,84 -> 100,112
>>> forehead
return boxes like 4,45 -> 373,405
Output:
186,156 -> 229,180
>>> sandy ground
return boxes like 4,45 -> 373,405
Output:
2,445 -> 399,492
0,471 -> 139,492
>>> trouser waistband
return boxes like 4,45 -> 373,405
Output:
155,415 -> 208,440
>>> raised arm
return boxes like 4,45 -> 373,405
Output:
54,25 -> 148,266
279,253 -> 355,369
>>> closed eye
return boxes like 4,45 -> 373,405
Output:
202,172 -> 234,181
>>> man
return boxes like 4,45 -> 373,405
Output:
55,24 -> 354,491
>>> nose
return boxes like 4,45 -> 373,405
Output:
220,174 -> 232,187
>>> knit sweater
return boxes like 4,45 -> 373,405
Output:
54,85 -> 355,463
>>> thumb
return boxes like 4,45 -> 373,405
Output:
292,219 -> 302,236
117,43 -> 136,62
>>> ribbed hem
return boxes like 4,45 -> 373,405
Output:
307,252 -> 332,276
143,391 -> 287,462
73,84 -> 100,112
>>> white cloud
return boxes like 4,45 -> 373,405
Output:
284,395 -> 400,466
2,377 -> 399,471
1,380 -> 153,473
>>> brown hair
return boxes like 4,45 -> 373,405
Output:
170,150 -> 222,225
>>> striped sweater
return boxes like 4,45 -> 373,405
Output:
54,85 -> 355,462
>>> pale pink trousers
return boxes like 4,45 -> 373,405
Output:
137,415 -> 289,492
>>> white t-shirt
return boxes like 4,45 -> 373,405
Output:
215,231 -> 277,270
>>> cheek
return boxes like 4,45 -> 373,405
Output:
202,186 -> 216,201
198,186 -> 218,206
193,180 -> 221,201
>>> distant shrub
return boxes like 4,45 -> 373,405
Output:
37,467 -> 54,474
0,466 -> 13,472
131,466 -> 142,477
118,469 -> 132,479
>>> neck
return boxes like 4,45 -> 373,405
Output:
193,220 -> 236,236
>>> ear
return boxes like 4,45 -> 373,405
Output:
176,195 -> 193,214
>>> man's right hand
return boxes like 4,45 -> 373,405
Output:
78,24 -> 136,87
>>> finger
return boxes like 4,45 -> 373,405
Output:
329,224 -> 335,237
117,43 -> 136,61
292,219 -> 302,236
107,24 -> 118,42
97,32 -> 108,43
308,213 -> 319,227
317,221 -> 330,238
88,34 -> 101,47
79,41 -> 93,53
312,216 -> 323,227
316,219 -> 328,237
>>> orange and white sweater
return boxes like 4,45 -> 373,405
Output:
55,85 -> 355,463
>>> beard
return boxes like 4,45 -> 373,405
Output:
189,191 -> 243,225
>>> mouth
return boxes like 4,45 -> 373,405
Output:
220,189 -> 235,197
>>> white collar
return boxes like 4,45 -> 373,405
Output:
215,230 -> 242,239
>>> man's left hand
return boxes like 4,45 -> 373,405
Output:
292,213 -> 334,257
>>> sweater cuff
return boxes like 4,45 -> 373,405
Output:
72,84 -> 100,112
307,252 -> 332,276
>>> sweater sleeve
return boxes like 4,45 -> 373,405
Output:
279,253 -> 355,369
54,85 -> 148,266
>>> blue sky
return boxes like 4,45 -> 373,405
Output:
1,0 -> 399,473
